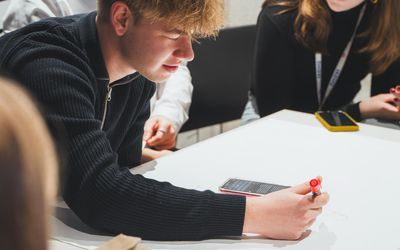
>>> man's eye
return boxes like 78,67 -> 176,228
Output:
167,35 -> 180,40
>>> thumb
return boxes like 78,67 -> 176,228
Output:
143,130 -> 151,141
382,93 -> 396,102
289,176 -> 323,195
289,182 -> 311,195
383,103 -> 399,112
143,120 -> 157,141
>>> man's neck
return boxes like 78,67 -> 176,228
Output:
96,17 -> 136,83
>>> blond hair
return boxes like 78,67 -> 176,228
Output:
97,0 -> 224,39
0,77 -> 58,250
264,0 -> 400,75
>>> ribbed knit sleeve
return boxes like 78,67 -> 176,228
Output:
117,100 -> 151,167
0,27 -> 246,240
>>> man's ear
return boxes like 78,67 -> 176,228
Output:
110,2 -> 132,36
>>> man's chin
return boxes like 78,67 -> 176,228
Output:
142,72 -> 172,83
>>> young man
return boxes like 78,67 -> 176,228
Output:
0,0 -> 328,241
2,0 -> 193,157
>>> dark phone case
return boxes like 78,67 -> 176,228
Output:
220,178 -> 289,196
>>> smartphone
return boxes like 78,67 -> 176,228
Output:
315,111 -> 359,132
219,178 -> 289,196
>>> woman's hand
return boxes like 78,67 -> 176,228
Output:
359,91 -> 400,120
390,85 -> 400,107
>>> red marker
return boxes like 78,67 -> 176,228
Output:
309,178 -> 321,196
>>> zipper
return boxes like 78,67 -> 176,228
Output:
99,74 -> 141,130
100,86 -> 112,130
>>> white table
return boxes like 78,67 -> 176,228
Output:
52,110 -> 400,250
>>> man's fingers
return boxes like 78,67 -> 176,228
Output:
143,130 -> 153,141
143,120 -> 158,141
305,218 -> 317,229
305,207 -> 322,220
154,144 -> 172,151
149,138 -> 176,150
156,118 -> 171,133
289,176 -> 322,195
154,140 -> 176,150
300,192 -> 330,209
144,118 -> 157,131
147,130 -> 166,145
145,117 -> 176,148
288,182 -> 311,195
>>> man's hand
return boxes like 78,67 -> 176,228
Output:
141,148 -> 173,163
143,115 -> 176,150
360,93 -> 400,120
243,177 -> 329,240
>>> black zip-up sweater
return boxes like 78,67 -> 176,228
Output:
0,12 -> 245,240
251,2 -> 400,120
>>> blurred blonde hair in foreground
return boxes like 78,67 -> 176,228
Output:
0,77 -> 58,250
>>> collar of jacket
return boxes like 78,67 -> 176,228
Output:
76,11 -> 109,80
76,11 -> 141,87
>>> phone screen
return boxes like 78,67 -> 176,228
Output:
220,178 -> 289,196
317,111 -> 357,126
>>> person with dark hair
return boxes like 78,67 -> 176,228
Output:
0,77 -> 58,250
243,0 -> 400,124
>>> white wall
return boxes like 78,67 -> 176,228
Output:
224,0 -> 263,27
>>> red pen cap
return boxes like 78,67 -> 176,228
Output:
309,178 -> 321,193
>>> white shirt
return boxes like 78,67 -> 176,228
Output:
2,0 -> 72,33
150,62 -> 193,132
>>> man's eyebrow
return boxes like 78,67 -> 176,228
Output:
166,28 -> 184,34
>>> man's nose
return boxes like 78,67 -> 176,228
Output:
174,36 -> 195,62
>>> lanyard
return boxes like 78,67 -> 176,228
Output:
315,3 -> 366,110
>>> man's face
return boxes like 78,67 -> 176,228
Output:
120,17 -> 194,83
